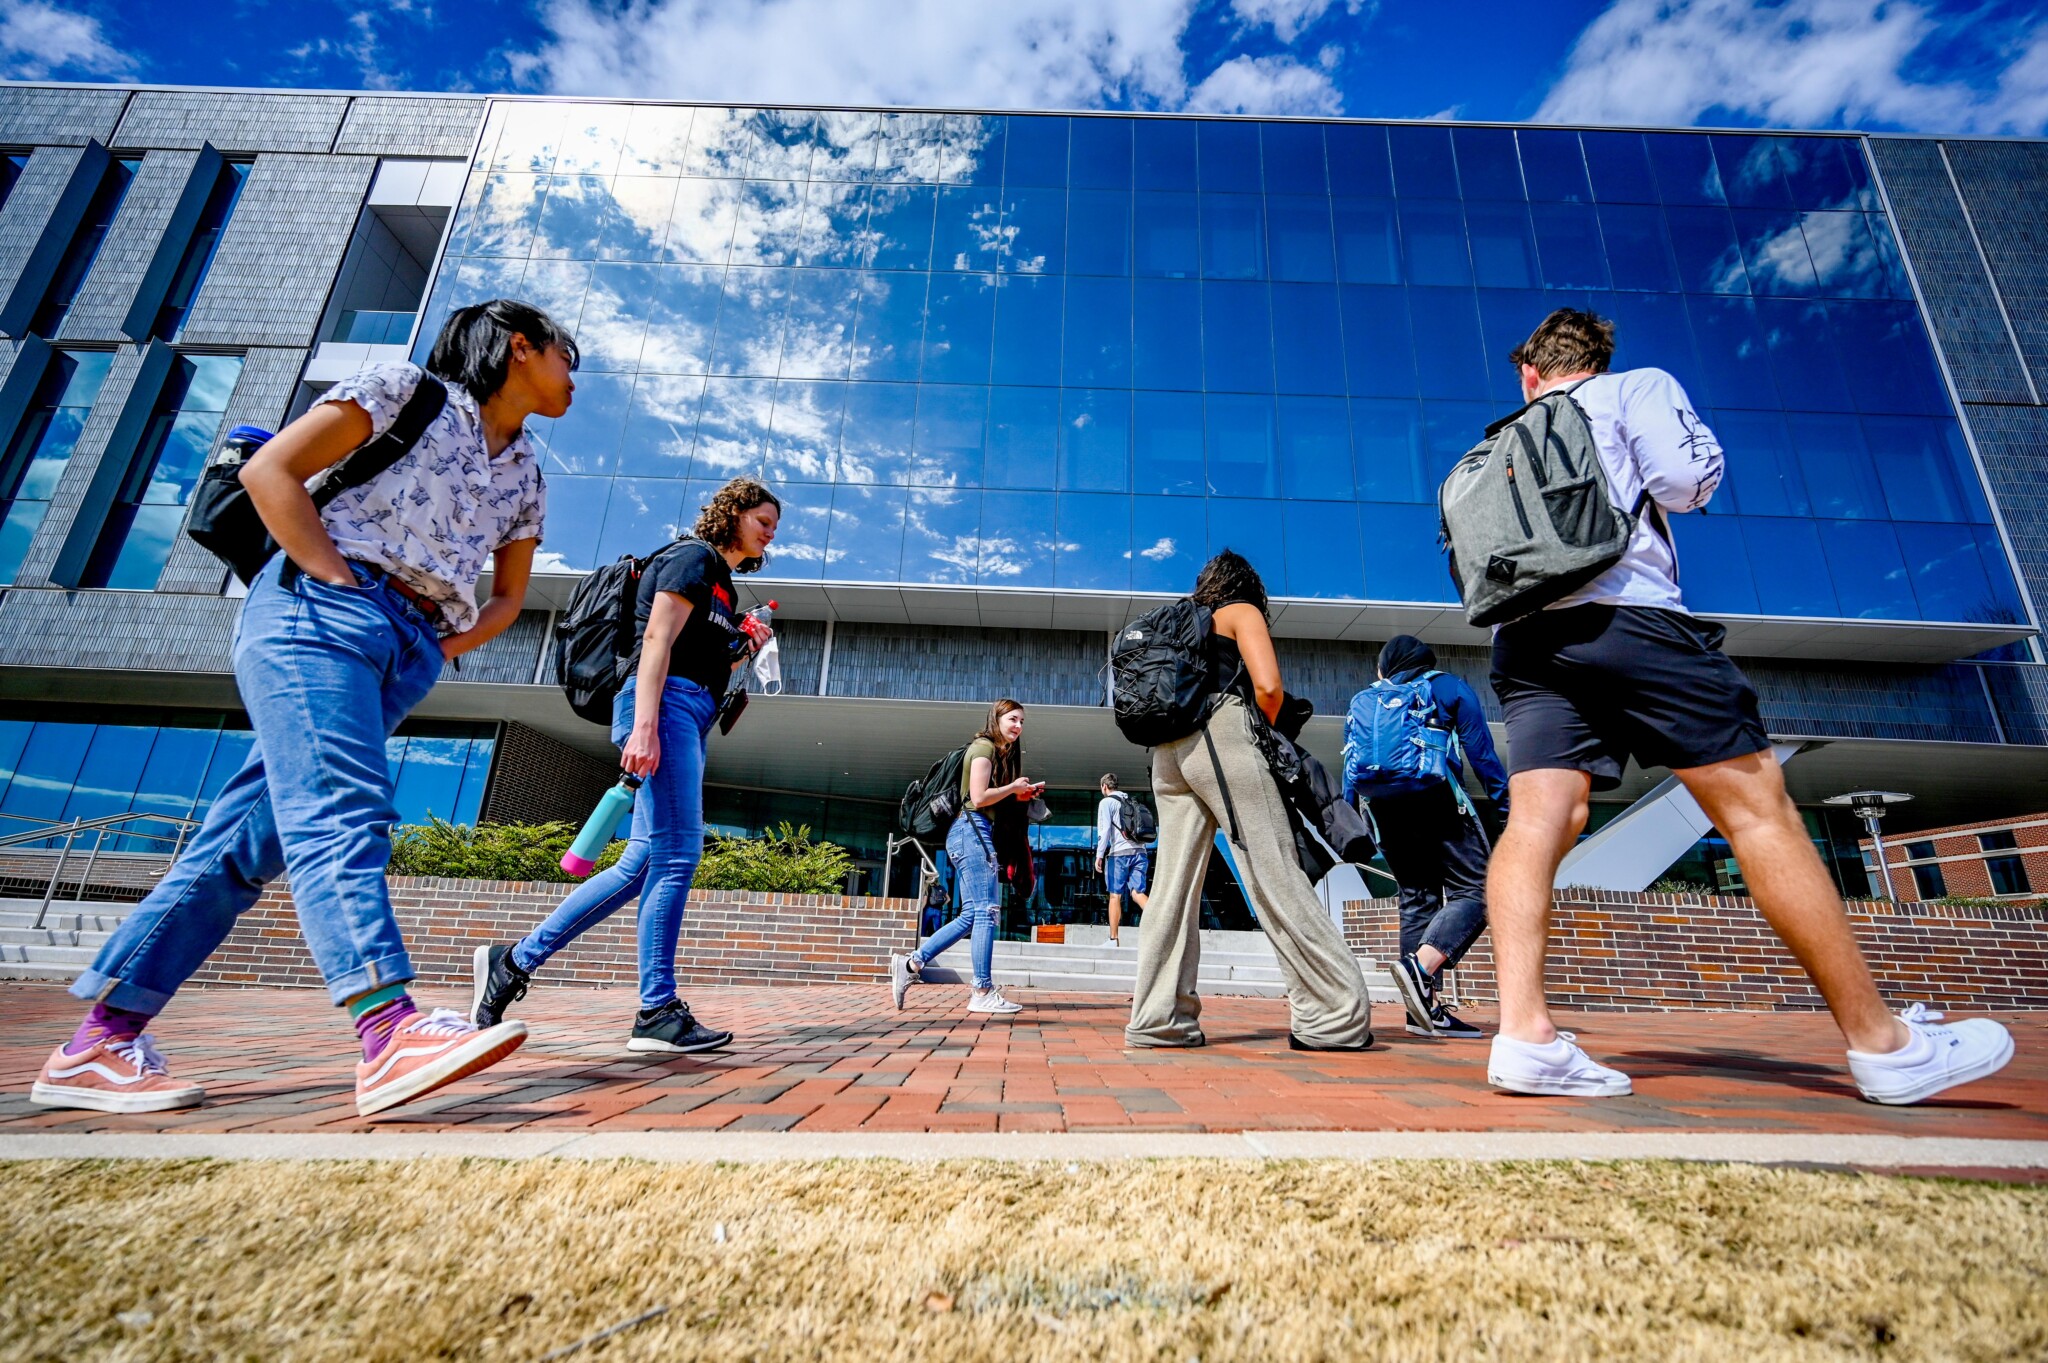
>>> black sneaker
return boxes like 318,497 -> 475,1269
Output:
1388,953 -> 1438,1037
1428,1005 -> 1484,1039
471,943 -> 531,1028
1288,1029 -> 1374,1052
627,999 -> 733,1054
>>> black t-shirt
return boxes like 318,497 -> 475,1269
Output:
635,540 -> 743,701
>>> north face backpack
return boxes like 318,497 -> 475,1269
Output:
1110,597 -> 1223,747
896,745 -> 971,845
1342,672 -> 1457,801
554,536 -> 699,725
1437,380 -> 1636,627
1111,792 -> 1158,845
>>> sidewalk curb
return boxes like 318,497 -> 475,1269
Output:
2,1131 -> 2044,1168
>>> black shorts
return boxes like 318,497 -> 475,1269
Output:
1490,605 -> 1771,792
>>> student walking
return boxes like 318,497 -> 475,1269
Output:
1481,308 -> 2013,1102
889,700 -> 1041,1016
1125,551 -> 1375,1052
470,478 -> 780,1053
32,300 -> 572,1118
1095,773 -> 1151,945
1355,635 -> 1507,1040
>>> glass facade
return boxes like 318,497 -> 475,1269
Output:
0,710 -> 496,849
0,349 -> 114,584
152,159 -> 249,341
415,103 -> 2024,626
84,352 -> 243,589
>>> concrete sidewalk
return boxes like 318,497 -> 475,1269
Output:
3,982 -> 2042,1150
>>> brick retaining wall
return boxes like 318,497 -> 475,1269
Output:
1343,890 -> 2048,1012
183,877 -> 921,992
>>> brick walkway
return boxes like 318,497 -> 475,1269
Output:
2,982 -> 2043,1137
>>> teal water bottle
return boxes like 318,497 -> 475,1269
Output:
561,774 -> 641,877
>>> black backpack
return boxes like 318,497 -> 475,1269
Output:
1111,792 -> 1158,845
554,536 -> 698,725
896,745 -> 970,845
1110,597 -> 1224,747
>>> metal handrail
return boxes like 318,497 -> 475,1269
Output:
0,811 -> 203,929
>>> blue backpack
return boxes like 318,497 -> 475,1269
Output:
1342,672 -> 1459,801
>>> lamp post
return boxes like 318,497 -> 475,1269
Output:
1822,791 -> 1915,902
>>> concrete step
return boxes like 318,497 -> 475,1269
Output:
0,961 -> 81,981
0,941 -> 96,968
0,926 -> 113,950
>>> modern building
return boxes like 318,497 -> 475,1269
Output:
0,83 -> 2045,923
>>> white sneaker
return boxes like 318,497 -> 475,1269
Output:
889,953 -> 918,1010
1488,1031 -> 1632,1097
967,987 -> 1023,1015
1848,1003 -> 2015,1105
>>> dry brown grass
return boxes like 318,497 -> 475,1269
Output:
1,1158 -> 2043,1361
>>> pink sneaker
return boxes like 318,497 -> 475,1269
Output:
31,1034 -> 204,1113
356,1008 -> 527,1117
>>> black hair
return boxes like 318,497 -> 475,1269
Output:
1191,548 -> 1268,618
1377,634 -> 1436,681
426,299 -> 579,404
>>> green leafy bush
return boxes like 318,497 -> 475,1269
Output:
696,822 -> 855,895
387,818 -> 624,884
1650,876 -> 1717,896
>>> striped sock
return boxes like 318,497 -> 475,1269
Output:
354,995 -> 419,1062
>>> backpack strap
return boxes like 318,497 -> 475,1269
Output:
310,374 -> 448,510
1200,723 -> 1244,850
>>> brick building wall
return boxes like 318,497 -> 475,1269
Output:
1343,888 -> 2048,1012
182,877 -> 921,992
1860,812 -> 2048,903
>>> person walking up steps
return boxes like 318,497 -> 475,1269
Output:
470,478 -> 780,1054
1095,773 -> 1152,946
1124,551 -> 1374,1052
1349,635 -> 1507,1041
32,300 -> 573,1119
1479,308 -> 2014,1103
889,700 -> 1041,1016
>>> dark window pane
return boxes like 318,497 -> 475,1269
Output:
1134,119 -> 1196,191
1976,526 -> 2027,624
838,382 -> 918,483
1864,415 -> 1985,524
1668,513 -> 1759,613
1072,116 -> 1134,190
1519,130 -> 1591,203
1198,120 -> 1262,193
1399,200 -> 1471,286
1276,394 -> 1352,500
1832,300 -> 1950,415
1133,276 -> 1204,390
1388,125 -> 1458,198
1134,191 -> 1199,278
1776,136 -> 1859,209
1051,492 -> 1125,590
1910,861 -> 1947,899
1982,829 -> 2019,851
1200,193 -> 1267,279
1340,284 -> 1418,397
1132,390 -> 1205,496
1452,127 -> 1524,201
1326,123 -> 1393,197
850,270 -> 926,380
1267,195 -> 1336,282
1067,189 -> 1132,276
1350,397 -> 1426,500
1687,296 -> 1779,408
866,185 -> 935,269
1062,275 -> 1131,386
1465,202 -> 1539,288
1131,494 -> 1207,590
1789,413 -> 1886,519
1583,130 -> 1659,203
1005,116 -> 1070,188
1531,202 -> 1609,289
1820,518 -> 1916,618
1359,502 -> 1452,601
825,483 -> 907,580
1896,520 -> 1997,623
1666,205 -> 1751,294
1410,288 -> 1491,399
985,386 -> 1059,489
1262,122 -> 1328,194
1647,132 -> 1726,205
989,272 -> 1063,385
1988,854 -> 2029,896
921,273 -> 996,384
1742,515 -> 1838,614
1202,280 -> 1275,392
1755,298 -> 1851,411
934,185 -> 1001,272
1206,393 -> 1277,497
1710,410 -> 1809,516
1058,388 -> 1130,491
1714,135 -> 1792,209
1333,197 -> 1402,284
1599,204 -> 1679,292
911,385 -> 988,487
1732,209 -> 1819,296
1284,497 -> 1365,598
1270,283 -> 1346,395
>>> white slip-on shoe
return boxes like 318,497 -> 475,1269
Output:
1848,1003 -> 2015,1106
967,987 -> 1023,1015
889,953 -> 918,1011
1488,1031 -> 1632,1097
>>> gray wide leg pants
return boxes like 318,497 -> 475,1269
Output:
1125,696 -> 1374,1049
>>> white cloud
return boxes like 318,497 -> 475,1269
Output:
1228,0 -> 1374,44
1186,53 -> 1342,115
1537,0 -> 2048,135
0,0 -> 134,79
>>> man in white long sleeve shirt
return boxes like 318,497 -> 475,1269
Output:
1484,308 -> 2013,1108
1094,774 -> 1149,946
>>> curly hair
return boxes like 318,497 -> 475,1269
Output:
693,477 -> 781,573
1191,548 -> 1269,617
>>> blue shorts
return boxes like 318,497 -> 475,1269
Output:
1105,851 -> 1149,897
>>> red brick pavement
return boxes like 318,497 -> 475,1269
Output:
2,982 -> 2043,1137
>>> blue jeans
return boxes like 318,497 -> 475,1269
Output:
72,557 -> 444,1011
912,810 -> 1000,990
511,675 -> 715,1011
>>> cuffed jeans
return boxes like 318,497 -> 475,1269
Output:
911,810 -> 999,990
511,675 -> 716,1012
71,557 -> 444,1011
1370,781 -> 1491,970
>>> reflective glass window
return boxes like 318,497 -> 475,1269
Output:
1359,502 -> 1450,601
1606,291 -> 1706,398
1198,121 -> 1261,193
1864,415 -> 1985,524
1340,284 -> 1418,397
1464,202 -> 1539,288
1687,296 -> 1779,408
1388,125 -> 1458,199
708,266 -> 789,376
692,377 -> 774,481
1409,288 -> 1490,399
1205,393 -> 1277,497
1132,390 -> 1205,496
1975,526 -> 2027,623
851,270 -> 927,380
457,172 -> 546,257
1801,211 -> 1886,299
1073,117 -> 1135,190
1133,277 -> 1203,390
1202,280 -> 1275,393
85,354 -> 242,591
618,105 -> 692,175
1055,492 -> 1130,590
1646,132 -> 1726,205
0,350 -> 113,585
1134,119 -> 1196,191
1062,275 -> 1131,387
1709,410 -> 1809,517
620,374 -> 707,478
638,264 -> 723,373
921,273 -> 996,384
1475,288 -> 1545,385
1262,122 -> 1328,194
837,382 -> 918,483
593,477 -> 686,563
1005,116 -> 1070,188
1325,123 -> 1393,197
1067,189 -> 1132,276
1833,300 -> 1949,416
1332,197 -> 1402,284
578,261 -> 661,372
1531,202 -> 1609,290
933,186 -> 1001,272
753,110 -> 821,180
811,111 -> 881,182
1665,205 -> 1750,294
985,386 -> 1060,489
1284,497 -> 1365,597
875,112 -> 945,183
1732,208 -> 1819,296
1742,515 -> 1839,615
1350,397 -> 1425,501
825,482 -> 907,580
1266,195 -> 1336,282
1131,493 -> 1207,590
1598,204 -> 1679,292
1896,521 -> 1998,623
1451,127 -> 1523,201
1519,130 -> 1592,203
1276,394 -> 1351,501
865,185 -> 936,269
488,102 -> 568,173
1777,136 -> 1862,209
1200,193 -> 1267,279
946,114 -> 1006,187
545,370 -> 632,473
913,385 -> 988,487
1789,413 -> 1886,519
1399,201 -> 1470,286
1582,130 -> 1659,204
1714,135 -> 1791,209
979,489 -> 1056,586
537,475 -> 608,571
1208,498 -> 1284,579
986,273 -> 1063,387
684,108 -> 758,178
1134,191 -> 1199,277
999,186 -> 1065,274
1755,298 -> 1851,412
665,179 -> 743,264
152,159 -> 249,340
1421,399 -> 1494,477
1820,518 -> 1916,618
901,488 -> 979,583
777,268 -> 860,380
1058,387 -> 1130,491
763,377 -> 841,483
1270,283 -> 1346,396
1669,514 -> 1759,613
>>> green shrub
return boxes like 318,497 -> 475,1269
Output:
1650,876 -> 1717,896
387,817 -> 624,884
696,822 -> 855,895
1928,894 -> 2043,911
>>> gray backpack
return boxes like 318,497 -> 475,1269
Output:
1437,380 -> 1641,627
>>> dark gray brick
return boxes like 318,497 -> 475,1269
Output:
0,86 -> 130,145
113,91 -> 348,154
179,154 -> 376,347
58,149 -> 200,343
335,97 -> 486,158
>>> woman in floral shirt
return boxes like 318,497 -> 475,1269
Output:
34,300 -> 575,1121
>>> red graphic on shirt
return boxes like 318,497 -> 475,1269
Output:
711,584 -> 733,609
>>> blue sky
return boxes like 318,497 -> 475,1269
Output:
4,0 -> 2045,134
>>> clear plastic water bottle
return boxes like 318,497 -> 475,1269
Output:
561,774 -> 641,878
742,601 -> 782,694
